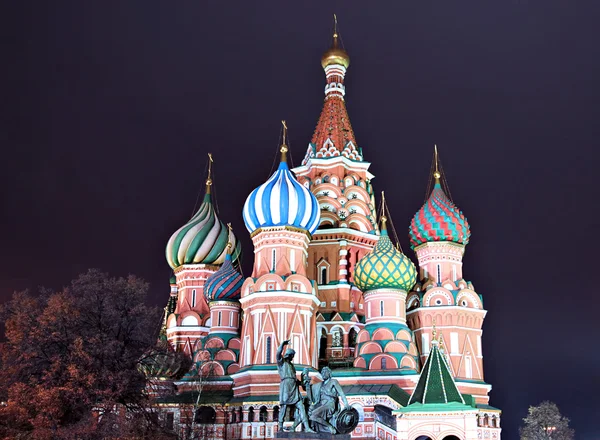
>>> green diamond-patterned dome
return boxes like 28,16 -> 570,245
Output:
354,226 -> 417,292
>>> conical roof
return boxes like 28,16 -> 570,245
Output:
407,340 -> 464,405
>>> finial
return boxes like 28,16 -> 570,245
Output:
226,223 -> 233,251
380,191 -> 388,231
333,13 -> 338,39
280,120 -> 289,162
206,153 -> 214,193
433,145 -> 441,182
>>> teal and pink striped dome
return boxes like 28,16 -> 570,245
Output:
204,252 -> 243,302
409,182 -> 470,248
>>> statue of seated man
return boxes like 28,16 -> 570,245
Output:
306,366 -> 349,434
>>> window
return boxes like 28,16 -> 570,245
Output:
452,265 -> 457,281
271,250 -> 276,272
331,301 -> 337,307
165,412 -> 174,430
248,407 -> 255,423
380,300 -> 384,316
259,406 -> 268,422
320,301 -> 326,307
192,289 -> 197,307
320,266 -> 328,284
450,332 -> 459,354
266,336 -> 272,363
465,355 -> 473,378
218,311 -> 222,327
422,333 -> 430,354
381,357 -> 387,370
350,301 -> 354,308
437,265 -> 441,284
195,406 -> 216,424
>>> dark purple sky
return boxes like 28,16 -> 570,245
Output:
1,1 -> 599,438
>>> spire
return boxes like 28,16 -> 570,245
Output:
380,191 -> 388,235
407,337 -> 465,406
302,17 -> 362,165
205,153 -> 213,194
433,145 -> 441,183
280,120 -> 289,163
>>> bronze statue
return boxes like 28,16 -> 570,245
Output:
276,340 -> 315,433
304,366 -> 358,434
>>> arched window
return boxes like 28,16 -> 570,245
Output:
273,406 -> 280,423
195,406 -> 216,424
259,406 -> 268,422
248,407 -> 255,423
348,328 -> 357,349
381,357 -> 387,370
319,329 -> 327,358
320,266 -> 328,284
266,336 -> 272,363
192,289 -> 197,307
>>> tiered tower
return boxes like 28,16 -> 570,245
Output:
234,123 -> 322,399
405,148 -> 491,403
164,155 -> 242,353
352,204 -> 420,374
292,20 -> 378,363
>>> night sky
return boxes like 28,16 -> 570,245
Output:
1,1 -> 599,438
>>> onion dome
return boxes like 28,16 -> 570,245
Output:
243,122 -> 320,235
354,219 -> 417,292
204,249 -> 243,302
321,30 -> 350,69
166,156 -> 242,269
409,173 -> 470,249
139,341 -> 191,380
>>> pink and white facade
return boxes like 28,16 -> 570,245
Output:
156,24 -> 502,440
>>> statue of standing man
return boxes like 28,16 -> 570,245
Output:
277,340 -> 315,433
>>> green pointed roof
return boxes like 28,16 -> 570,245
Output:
407,340 -> 464,405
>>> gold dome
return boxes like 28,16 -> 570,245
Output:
321,34 -> 350,69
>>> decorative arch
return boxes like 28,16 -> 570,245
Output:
204,337 -> 225,349
356,329 -> 371,344
456,290 -> 482,309
383,341 -> 407,353
353,357 -> 367,368
200,361 -> 225,376
372,327 -> 394,341
369,354 -> 398,370
396,329 -> 413,342
400,355 -> 417,370
424,289 -> 453,307
359,341 -> 382,355
227,363 -> 240,374
214,349 -> 236,361
180,314 -> 200,326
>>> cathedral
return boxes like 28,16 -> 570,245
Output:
156,23 -> 502,440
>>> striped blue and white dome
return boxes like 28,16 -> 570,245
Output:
243,161 -> 321,234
